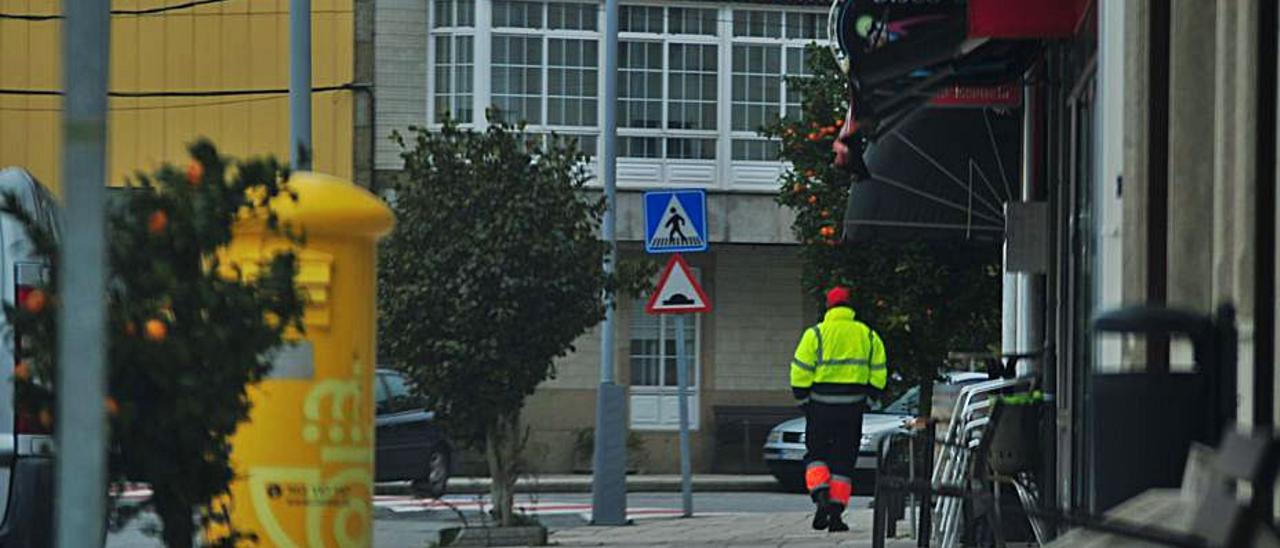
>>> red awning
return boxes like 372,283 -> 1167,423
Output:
968,0 -> 1092,39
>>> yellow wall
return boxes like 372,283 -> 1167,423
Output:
0,0 -> 354,194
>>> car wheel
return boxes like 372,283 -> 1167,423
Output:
411,447 -> 450,498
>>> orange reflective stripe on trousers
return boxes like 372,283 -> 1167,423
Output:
830,475 -> 852,506
805,461 -> 831,493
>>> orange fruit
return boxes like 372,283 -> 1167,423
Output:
807,195 -> 818,205
820,209 -> 831,219
105,397 -> 119,417
147,211 -> 169,235
14,361 -> 30,381
835,118 -> 844,128
38,409 -> 52,429
144,319 -> 167,342
23,289 -> 47,314
186,161 -> 204,186
819,226 -> 836,238
807,133 -> 820,142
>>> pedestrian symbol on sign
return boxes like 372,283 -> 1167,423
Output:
645,191 -> 707,253
666,207 -> 688,241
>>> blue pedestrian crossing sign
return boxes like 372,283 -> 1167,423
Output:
644,190 -> 708,254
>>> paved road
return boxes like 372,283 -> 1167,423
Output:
106,492 -> 875,547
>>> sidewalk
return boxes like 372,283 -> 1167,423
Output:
549,509 -> 924,547
375,474 -> 783,496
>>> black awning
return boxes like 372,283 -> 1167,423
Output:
842,107 -> 1021,244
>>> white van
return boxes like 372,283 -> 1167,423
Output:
0,167 -> 59,546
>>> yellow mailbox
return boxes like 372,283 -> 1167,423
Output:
215,172 -> 394,547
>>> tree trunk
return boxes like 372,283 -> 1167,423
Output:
153,488 -> 195,548
485,410 -> 523,527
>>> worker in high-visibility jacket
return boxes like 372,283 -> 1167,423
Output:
790,286 -> 888,532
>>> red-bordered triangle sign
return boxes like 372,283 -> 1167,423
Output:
645,254 -> 712,315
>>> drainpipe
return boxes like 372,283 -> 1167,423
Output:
1019,81 -> 1046,376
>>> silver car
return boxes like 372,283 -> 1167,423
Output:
763,372 -> 988,493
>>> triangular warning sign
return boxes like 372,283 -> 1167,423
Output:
645,254 -> 712,315
648,195 -> 705,251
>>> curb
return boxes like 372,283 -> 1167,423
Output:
375,476 -> 783,496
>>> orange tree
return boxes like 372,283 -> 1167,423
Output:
4,140 -> 306,547
763,46 -> 1001,408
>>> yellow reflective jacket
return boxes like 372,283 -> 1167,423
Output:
790,306 -> 887,405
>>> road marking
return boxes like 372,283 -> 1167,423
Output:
117,487 -> 733,521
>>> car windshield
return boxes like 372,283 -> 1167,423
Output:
870,387 -> 919,415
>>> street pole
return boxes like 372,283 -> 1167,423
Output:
675,314 -> 693,518
56,1 -> 110,546
591,0 -> 628,526
290,0 -> 313,171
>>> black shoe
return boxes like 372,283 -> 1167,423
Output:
828,516 -> 850,533
827,504 -> 849,532
811,505 -> 831,531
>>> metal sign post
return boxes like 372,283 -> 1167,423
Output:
590,0 -> 627,526
290,0 -> 313,170
57,1 -> 110,545
646,253 -> 710,519
674,314 -> 693,518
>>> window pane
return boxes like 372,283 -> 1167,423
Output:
732,45 -> 781,131
494,0 -> 543,28
669,7 -> 717,35
553,134 -> 597,157
549,2 -> 596,30
434,36 -> 474,123
732,138 -> 781,161
630,305 -> 661,386
667,138 -> 716,160
785,12 -> 822,40
433,0 -> 452,27
491,35 -> 543,124
457,0 -> 475,27
620,136 -> 661,158
375,375 -> 389,406
619,41 -> 663,129
668,44 -> 717,130
548,38 -> 598,127
620,5 -> 662,33
733,9 -> 782,38
785,46 -> 812,118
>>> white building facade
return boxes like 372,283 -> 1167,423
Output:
374,0 -> 831,472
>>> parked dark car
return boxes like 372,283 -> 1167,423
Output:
374,369 -> 452,498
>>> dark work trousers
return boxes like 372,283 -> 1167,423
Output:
803,401 -> 868,499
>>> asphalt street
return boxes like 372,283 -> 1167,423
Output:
105,491 -> 875,547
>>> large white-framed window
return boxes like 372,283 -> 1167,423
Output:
423,2 -> 827,188
430,0 -> 476,123
488,0 -> 601,158
728,7 -> 820,187
628,293 -> 701,431
615,4 -> 720,186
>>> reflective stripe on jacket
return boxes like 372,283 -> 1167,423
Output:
790,306 -> 887,404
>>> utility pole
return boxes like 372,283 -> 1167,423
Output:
590,0 -> 628,526
290,0 -> 313,170
55,1 -> 110,546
